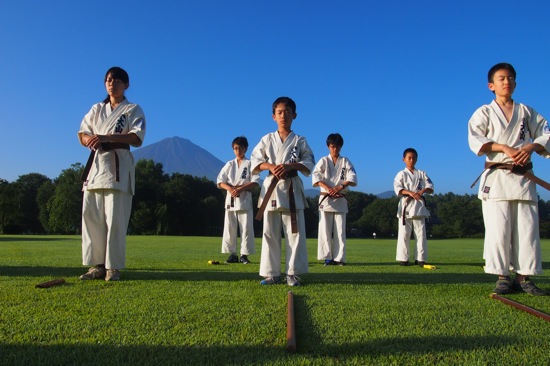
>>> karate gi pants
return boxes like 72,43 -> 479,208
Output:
221,209 -> 256,255
482,200 -> 542,276
396,217 -> 427,262
317,211 -> 346,262
82,189 -> 133,270
259,209 -> 309,277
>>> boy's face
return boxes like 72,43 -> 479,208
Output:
272,103 -> 297,131
403,152 -> 417,170
488,69 -> 516,98
327,143 -> 341,159
233,144 -> 246,159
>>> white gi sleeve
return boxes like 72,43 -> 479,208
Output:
468,105 -> 494,156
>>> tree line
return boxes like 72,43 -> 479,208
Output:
3,159 -> 550,238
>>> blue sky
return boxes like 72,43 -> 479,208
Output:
2,1 -> 550,199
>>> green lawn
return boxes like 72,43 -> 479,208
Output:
1,235 -> 549,365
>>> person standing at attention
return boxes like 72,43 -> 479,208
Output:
78,66 -> 146,281
468,62 -> 549,295
250,96 -> 315,286
394,148 -> 434,267
312,133 -> 357,266
217,136 -> 260,264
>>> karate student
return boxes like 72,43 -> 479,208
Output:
312,133 -> 357,266
468,62 -> 549,296
250,96 -> 315,286
78,66 -> 146,281
393,148 -> 434,267
217,136 -> 260,264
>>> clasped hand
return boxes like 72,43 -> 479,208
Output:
271,164 -> 290,179
85,134 -> 108,150
509,145 -> 534,166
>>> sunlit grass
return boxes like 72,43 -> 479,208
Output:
1,235 -> 549,365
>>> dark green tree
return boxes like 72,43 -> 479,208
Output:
347,191 -> 378,237
161,173 -> 224,236
355,197 -> 399,238
47,164 -> 84,234
36,179 -> 55,233
430,193 -> 483,238
0,179 -> 20,233
130,159 -> 169,234
14,173 -> 51,233
304,196 -> 320,237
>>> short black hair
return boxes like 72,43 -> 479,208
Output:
403,147 -> 418,158
326,133 -> 344,147
488,62 -> 516,83
272,96 -> 296,114
232,136 -> 248,148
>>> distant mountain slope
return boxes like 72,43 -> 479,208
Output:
376,190 -> 396,198
133,136 -> 224,182
305,188 -> 319,198
132,137 -> 398,197
305,189 -> 394,198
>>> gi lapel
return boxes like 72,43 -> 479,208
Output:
275,132 -> 296,165
489,101 -> 520,146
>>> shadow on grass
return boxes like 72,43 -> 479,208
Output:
0,265 -> 505,285
0,266 -> 260,282
0,236 -> 76,242
2,261 -> 549,285
1,334 -> 520,365
325,261 -> 488,268
339,260 -> 550,271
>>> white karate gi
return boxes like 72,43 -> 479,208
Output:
468,100 -> 550,276
394,168 -> 434,263
217,157 -> 260,255
79,100 -> 146,270
312,155 -> 358,262
251,132 -> 315,277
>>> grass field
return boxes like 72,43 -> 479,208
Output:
1,235 -> 549,365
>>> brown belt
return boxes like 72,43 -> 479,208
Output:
255,171 -> 299,233
470,162 -> 550,191
80,143 -> 130,182
318,191 -> 348,208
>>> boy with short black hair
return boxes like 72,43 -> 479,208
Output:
393,148 -> 434,267
468,62 -> 549,296
312,133 -> 357,266
217,136 -> 260,264
250,97 -> 315,286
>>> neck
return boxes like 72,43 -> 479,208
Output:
495,96 -> 513,107
110,96 -> 125,108
278,129 -> 291,142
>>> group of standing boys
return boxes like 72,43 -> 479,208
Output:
217,97 -> 354,286
217,96 -> 434,286
77,63 -> 548,296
